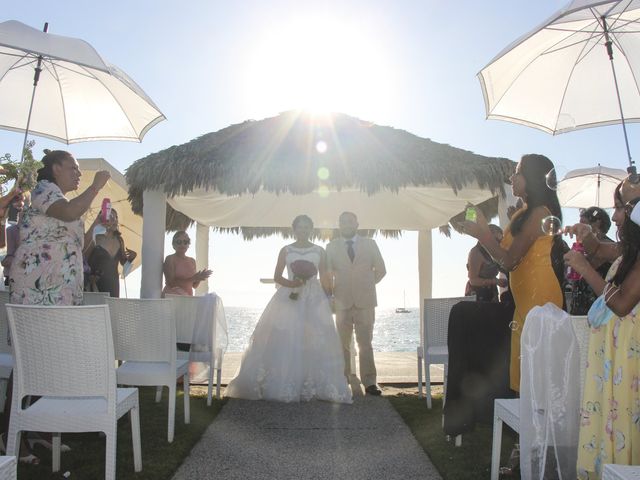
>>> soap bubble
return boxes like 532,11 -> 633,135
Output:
541,215 -> 562,236
316,140 -> 328,153
545,165 -> 567,191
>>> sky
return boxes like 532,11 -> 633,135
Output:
1,1 -> 636,308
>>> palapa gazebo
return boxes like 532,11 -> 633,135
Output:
126,110 -> 516,303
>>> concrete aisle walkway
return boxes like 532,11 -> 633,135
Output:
172,395 -> 442,480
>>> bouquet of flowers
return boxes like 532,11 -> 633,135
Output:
289,259 -> 318,300
0,141 -> 43,192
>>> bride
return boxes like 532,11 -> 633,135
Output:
226,215 -> 352,403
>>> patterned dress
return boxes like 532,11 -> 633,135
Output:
577,257 -> 640,479
9,180 -> 84,306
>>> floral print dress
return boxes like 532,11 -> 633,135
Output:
577,257 -> 640,479
9,180 -> 84,306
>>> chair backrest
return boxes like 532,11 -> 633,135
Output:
165,294 -> 201,345
6,304 -> 116,404
105,298 -> 175,363
570,315 -> 590,400
81,291 -> 110,305
423,296 -> 475,348
0,291 -> 10,353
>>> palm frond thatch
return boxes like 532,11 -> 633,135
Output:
127,110 -> 516,232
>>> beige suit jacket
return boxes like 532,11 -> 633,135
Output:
326,236 -> 386,310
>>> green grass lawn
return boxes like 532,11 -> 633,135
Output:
9,386 -> 515,480
7,386 -> 225,480
387,389 -> 518,480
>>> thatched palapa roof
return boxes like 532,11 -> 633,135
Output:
126,110 -> 516,237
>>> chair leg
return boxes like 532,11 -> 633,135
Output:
104,427 -> 117,480
417,346 -> 423,398
52,433 -> 62,472
168,383 -> 176,443
490,411 -> 504,480
425,356 -> 432,409
130,404 -> 142,472
216,368 -> 222,400
207,364 -> 214,406
443,362 -> 448,407
183,373 -> 190,424
155,385 -> 162,403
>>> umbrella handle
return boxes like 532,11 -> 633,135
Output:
20,23 -> 48,164
602,16 -> 634,170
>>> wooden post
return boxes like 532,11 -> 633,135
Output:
140,190 -> 166,298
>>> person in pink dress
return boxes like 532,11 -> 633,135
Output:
162,231 -> 211,296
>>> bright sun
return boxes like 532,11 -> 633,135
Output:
242,13 -> 395,119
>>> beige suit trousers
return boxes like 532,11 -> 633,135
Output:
335,306 -> 376,387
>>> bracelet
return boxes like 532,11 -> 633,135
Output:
604,282 -> 620,304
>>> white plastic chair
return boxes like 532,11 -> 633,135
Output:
5,304 -> 141,479
0,456 -> 16,480
602,464 -> 640,480
489,314 -> 589,480
0,292 -> 13,412
105,297 -> 190,442
81,291 -> 110,305
418,296 -> 474,409
166,294 -> 223,405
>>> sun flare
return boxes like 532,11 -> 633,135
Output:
242,13 -> 395,119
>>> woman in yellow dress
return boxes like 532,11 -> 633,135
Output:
564,178 -> 640,479
462,154 -> 565,391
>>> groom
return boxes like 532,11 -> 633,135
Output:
327,211 -> 386,395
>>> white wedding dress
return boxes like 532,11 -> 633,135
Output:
226,245 -> 353,404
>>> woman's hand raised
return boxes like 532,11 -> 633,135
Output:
458,205 -> 489,240
194,269 -> 212,281
563,223 -> 592,243
91,170 -> 110,192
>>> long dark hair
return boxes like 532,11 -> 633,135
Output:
612,183 -> 640,285
510,154 -> 562,236
36,150 -> 72,183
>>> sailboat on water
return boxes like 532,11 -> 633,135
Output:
395,290 -> 410,314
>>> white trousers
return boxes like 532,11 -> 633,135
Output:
335,306 -> 376,387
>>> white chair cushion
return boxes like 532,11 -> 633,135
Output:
117,360 -> 188,386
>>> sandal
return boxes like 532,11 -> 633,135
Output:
18,453 -> 40,465
0,433 -> 41,465
27,436 -> 71,453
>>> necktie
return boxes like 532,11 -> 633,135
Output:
346,240 -> 355,262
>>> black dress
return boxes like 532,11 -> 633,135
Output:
465,244 -> 500,302
87,244 -> 122,297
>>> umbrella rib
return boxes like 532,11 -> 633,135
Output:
0,53 -> 33,82
84,67 -> 141,141
47,60 -> 70,144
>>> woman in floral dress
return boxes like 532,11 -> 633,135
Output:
1,150 -> 109,464
564,177 -> 640,478
9,150 -> 109,305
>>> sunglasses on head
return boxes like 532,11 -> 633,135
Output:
628,166 -> 640,185
175,239 -> 190,246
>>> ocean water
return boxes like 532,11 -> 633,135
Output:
224,306 -> 420,353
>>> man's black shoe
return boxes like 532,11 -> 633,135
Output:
365,384 -> 382,396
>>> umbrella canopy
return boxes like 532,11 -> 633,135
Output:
557,165 -> 627,208
0,20 -> 165,144
478,0 -> 640,166
126,111 -> 515,236
70,158 -> 143,272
